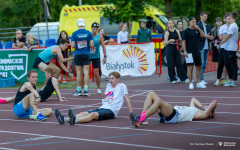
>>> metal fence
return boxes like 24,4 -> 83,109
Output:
0,24 -> 59,47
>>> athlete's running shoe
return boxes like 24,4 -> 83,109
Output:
83,90 -> 90,96
72,90 -> 82,96
68,109 -> 76,125
141,118 -> 149,125
29,115 -> 37,120
130,112 -> 140,127
55,109 -> 65,124
37,113 -> 47,121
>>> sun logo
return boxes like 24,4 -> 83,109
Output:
122,46 -> 149,74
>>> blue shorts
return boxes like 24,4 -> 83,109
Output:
13,101 -> 33,118
160,109 -> 179,124
87,108 -> 114,120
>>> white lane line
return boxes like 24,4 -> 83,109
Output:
128,89 -> 240,93
0,130 -> 182,150
133,95 -> 240,99
0,119 -> 240,140
0,147 -> 17,150
0,136 -> 54,145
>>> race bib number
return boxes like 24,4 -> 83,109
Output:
77,40 -> 87,49
102,98 -> 113,104
90,48 -> 96,54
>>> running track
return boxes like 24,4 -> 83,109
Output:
0,80 -> 239,150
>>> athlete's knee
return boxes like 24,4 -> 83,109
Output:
155,98 -> 162,106
47,108 -> 52,115
148,91 -> 156,97
89,112 -> 99,120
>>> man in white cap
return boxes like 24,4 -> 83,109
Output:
71,18 -> 94,96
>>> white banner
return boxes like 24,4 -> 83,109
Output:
100,42 -> 155,77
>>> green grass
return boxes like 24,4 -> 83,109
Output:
4,81 -> 96,89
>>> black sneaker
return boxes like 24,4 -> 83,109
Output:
55,109 -> 65,125
68,109 -> 76,125
83,90 -> 90,96
129,112 -> 140,128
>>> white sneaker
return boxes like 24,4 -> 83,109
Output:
189,83 -> 194,90
197,82 -> 207,88
184,79 -> 190,83
171,80 -> 178,84
214,80 -> 220,86
201,80 -> 208,86
97,89 -> 102,94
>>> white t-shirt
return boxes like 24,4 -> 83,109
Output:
202,22 -> 209,50
100,83 -> 128,117
225,23 -> 239,51
219,24 -> 229,49
174,106 -> 200,122
117,31 -> 128,44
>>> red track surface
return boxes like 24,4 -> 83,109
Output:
0,80 -> 240,150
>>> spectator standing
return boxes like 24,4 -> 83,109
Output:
218,12 -> 239,87
12,29 -> 26,48
57,30 -> 71,83
177,20 -> 187,73
98,28 -> 114,44
214,13 -> 231,86
137,21 -> 152,43
211,17 -> 222,62
117,24 -> 128,44
182,17 -> 206,90
163,19 -> 188,83
197,12 -> 214,85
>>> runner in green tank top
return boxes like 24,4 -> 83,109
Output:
81,22 -> 107,94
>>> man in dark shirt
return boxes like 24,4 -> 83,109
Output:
71,18 -> 94,96
182,17 -> 206,90
137,21 -> 152,42
12,29 -> 26,48
197,12 -> 214,85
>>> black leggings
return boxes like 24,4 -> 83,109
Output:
166,45 -> 188,82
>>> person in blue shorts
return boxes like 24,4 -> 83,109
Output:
130,91 -> 217,127
32,39 -> 73,87
13,70 -> 52,121
71,18 -> 94,96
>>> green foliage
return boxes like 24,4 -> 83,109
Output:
101,0 -> 147,24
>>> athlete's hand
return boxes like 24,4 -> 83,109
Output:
34,98 -> 41,105
68,73 -> 73,79
217,45 -> 220,50
60,99 -> 68,102
102,57 -> 106,64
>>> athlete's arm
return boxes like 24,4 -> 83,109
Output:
90,40 -> 94,47
99,35 -> 107,64
71,41 -> 75,48
176,30 -> 182,40
218,33 -> 232,49
124,94 -> 133,113
52,77 -> 67,102
57,57 -> 73,78
25,82 -> 41,104
56,47 -> 74,63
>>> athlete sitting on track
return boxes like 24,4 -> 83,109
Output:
55,71 -> 135,125
0,67 -> 67,104
130,91 -> 217,127
12,70 -> 52,121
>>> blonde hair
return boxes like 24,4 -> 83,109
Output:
165,19 -> 175,32
26,33 -> 36,44
109,72 -> 121,78
45,66 -> 54,75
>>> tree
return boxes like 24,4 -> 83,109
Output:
101,0 -> 148,42
164,0 -> 172,18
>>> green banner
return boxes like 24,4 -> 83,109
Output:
0,48 -> 46,83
